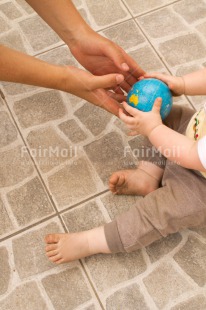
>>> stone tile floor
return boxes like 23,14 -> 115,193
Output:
0,0 -> 206,309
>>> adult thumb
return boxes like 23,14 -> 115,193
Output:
90,74 -> 124,90
152,97 -> 162,112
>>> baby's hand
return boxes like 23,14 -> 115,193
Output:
119,98 -> 163,137
144,72 -> 185,96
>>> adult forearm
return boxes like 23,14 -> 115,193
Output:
0,45 -> 66,91
25,0 -> 90,46
148,124 -> 203,170
0,45 -> 124,116
183,68 -> 206,96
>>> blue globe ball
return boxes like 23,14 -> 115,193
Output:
127,78 -> 173,120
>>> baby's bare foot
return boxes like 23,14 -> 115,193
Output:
45,227 -> 110,264
109,162 -> 163,196
45,232 -> 89,264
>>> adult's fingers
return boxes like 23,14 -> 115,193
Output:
106,91 -> 126,103
112,86 -> 124,95
90,88 -> 121,116
103,43 -> 130,72
123,53 -> 145,79
124,72 -> 138,87
118,79 -> 132,92
103,42 -> 145,81
90,73 -> 124,90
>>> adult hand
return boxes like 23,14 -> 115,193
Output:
25,0 -> 144,96
69,28 -> 145,94
63,66 -> 125,116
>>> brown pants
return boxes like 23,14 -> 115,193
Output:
104,105 -> 206,253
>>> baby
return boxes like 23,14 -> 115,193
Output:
45,68 -> 206,263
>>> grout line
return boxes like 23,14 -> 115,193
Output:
133,17 -> 196,110
121,0 -> 183,18
119,0 -> 165,62
122,3 -> 196,111
79,260 -> 105,310
132,16 -> 175,72
0,88 -> 6,99
0,92 -> 109,305
0,213 -> 57,243
1,1 -> 205,306
0,188 -> 109,242
118,0 -> 199,112
58,189 -> 109,214
1,95 -> 63,218
119,0 -> 134,16
0,95 -> 109,239
82,0 -> 183,35
97,17 -> 133,33
33,42 -> 66,57
30,1 -> 182,59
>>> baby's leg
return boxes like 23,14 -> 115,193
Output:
45,106 -> 198,263
106,164 -> 206,253
45,163 -> 206,263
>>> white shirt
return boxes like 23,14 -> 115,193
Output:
186,103 -> 206,178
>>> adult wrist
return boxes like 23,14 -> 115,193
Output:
44,65 -> 69,92
56,65 -> 73,93
65,23 -> 92,48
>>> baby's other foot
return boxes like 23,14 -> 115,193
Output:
109,168 -> 159,196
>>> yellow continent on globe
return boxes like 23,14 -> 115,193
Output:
129,94 -> 139,106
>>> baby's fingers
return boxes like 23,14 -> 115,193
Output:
122,101 -> 139,117
144,72 -> 166,79
119,108 -> 135,124
144,72 -> 171,86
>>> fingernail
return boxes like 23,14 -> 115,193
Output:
121,63 -> 129,71
116,75 -> 124,84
